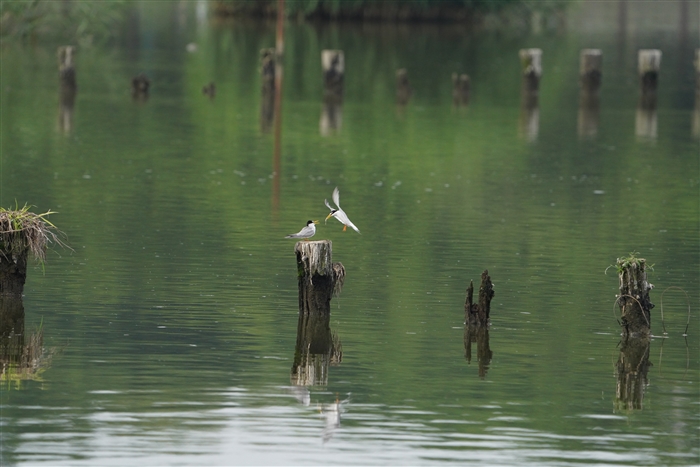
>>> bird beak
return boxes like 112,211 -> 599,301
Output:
324,213 -> 332,223
313,220 -> 319,225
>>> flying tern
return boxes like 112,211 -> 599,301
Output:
325,187 -> 361,234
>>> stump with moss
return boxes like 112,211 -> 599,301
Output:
616,253 -> 654,337
0,206 -> 65,297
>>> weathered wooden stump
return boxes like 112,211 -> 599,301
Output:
0,296 -> 25,363
322,50 -> 344,103
464,270 -> 494,378
131,73 -> 150,100
615,254 -> 654,337
396,68 -> 412,106
694,50 -> 700,138
291,240 -> 344,386
519,89 -> 539,142
0,250 -> 28,298
295,240 -> 344,314
519,48 -> 542,93
638,49 -> 661,95
580,49 -> 602,93
578,51 -> 601,138
614,337 -> 651,412
57,46 -> 76,90
464,270 -> 495,326
202,82 -> 216,98
452,73 -> 470,106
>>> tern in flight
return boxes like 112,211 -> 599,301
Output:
325,187 -> 361,234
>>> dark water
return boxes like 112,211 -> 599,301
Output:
1,2 -> 699,465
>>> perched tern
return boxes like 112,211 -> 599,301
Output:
285,220 -> 318,240
325,187 -> 361,234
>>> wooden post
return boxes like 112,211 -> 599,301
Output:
0,250 -> 27,297
519,48 -> 542,93
580,49 -> 602,93
291,240 -> 344,386
260,48 -> 276,132
57,46 -> 76,90
321,50 -> 344,103
452,73 -> 470,106
464,270 -> 494,378
693,49 -> 700,138
638,49 -> 661,94
131,73 -> 150,100
0,296 -> 24,365
578,49 -> 602,139
615,254 -> 654,337
396,68 -> 412,106
614,337 -> 651,412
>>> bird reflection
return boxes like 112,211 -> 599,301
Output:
319,394 -> 350,443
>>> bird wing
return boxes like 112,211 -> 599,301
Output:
332,187 -> 340,208
325,198 -> 334,211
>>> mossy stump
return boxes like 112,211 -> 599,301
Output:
616,255 -> 654,337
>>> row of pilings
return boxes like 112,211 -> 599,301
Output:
291,242 -> 665,413
55,45 -> 700,140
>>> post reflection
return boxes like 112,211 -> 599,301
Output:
614,337 -> 651,412
463,271 -> 495,378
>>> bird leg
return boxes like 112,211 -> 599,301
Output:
343,225 -> 347,232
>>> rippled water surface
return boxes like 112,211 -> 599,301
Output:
1,2 -> 699,466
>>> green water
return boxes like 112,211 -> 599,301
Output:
1,2 -> 699,465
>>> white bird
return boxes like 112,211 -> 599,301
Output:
325,187 -> 361,234
285,220 -> 318,240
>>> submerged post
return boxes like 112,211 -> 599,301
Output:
615,254 -> 654,337
396,68 -> 412,106
578,49 -> 602,138
519,48 -> 542,93
291,240 -> 345,386
57,46 -> 76,90
638,49 -> 661,95
464,270 -> 494,377
580,49 -> 602,93
321,50 -> 344,103
452,73 -> 470,106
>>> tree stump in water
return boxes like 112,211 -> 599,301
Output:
519,48 -> 542,93
57,46 -> 76,90
291,240 -> 344,386
638,49 -> 661,95
579,49 -> 602,94
464,270 -> 494,377
322,50 -> 344,104
452,73 -> 470,106
465,270 -> 494,326
616,254 -> 654,337
396,68 -> 412,106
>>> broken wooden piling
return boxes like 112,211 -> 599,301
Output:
452,73 -> 470,106
615,254 -> 654,337
638,49 -> 661,95
580,49 -> 602,93
131,73 -> 150,100
57,46 -> 76,90
519,48 -> 542,93
464,270 -> 495,326
577,49 -> 602,139
322,50 -> 344,103
291,240 -> 344,386
464,270 -> 494,378
396,68 -> 412,106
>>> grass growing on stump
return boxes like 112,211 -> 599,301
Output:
0,205 -> 67,296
